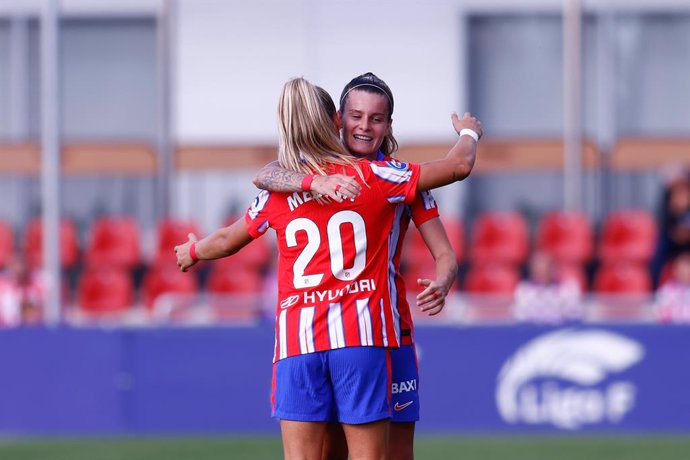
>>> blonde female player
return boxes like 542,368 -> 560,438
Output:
175,77 -> 481,460
254,72 -> 458,460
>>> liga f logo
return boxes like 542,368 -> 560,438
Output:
496,329 -> 644,430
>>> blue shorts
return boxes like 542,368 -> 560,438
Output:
389,344 -> 420,423
272,347 -> 392,425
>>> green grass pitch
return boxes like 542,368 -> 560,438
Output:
1,436 -> 690,460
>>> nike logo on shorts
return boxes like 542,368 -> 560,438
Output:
394,401 -> 414,411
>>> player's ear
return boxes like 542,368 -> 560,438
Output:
334,112 -> 342,131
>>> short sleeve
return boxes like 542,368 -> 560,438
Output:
244,190 -> 272,239
368,159 -> 420,205
410,190 -> 440,228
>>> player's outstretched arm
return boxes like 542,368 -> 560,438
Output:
174,218 -> 254,272
417,112 -> 482,192
414,218 -> 458,316
252,160 -> 361,202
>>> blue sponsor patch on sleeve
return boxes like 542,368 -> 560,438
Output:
386,159 -> 408,170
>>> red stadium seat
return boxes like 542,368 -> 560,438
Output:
599,210 -> 657,264
24,218 -> 79,269
142,263 -> 199,310
84,216 -> 141,269
0,221 -> 14,268
464,263 -> 520,294
155,218 -> 201,265
592,263 -> 653,320
593,263 -> 652,294
469,212 -> 529,266
207,260 -> 263,294
77,266 -> 133,314
206,261 -> 263,320
403,216 -> 464,268
463,264 -> 520,320
401,216 -> 463,294
536,211 -> 593,264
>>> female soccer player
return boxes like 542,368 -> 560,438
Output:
253,72 -> 458,460
175,77 -> 481,460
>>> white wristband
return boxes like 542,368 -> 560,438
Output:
459,128 -> 479,142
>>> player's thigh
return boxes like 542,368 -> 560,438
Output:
390,344 -> 420,423
280,419 -> 327,460
328,346 -> 392,424
273,351 -> 334,422
389,421 -> 416,460
341,419 -> 390,460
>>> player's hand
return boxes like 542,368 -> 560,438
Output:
416,278 -> 448,316
451,112 -> 483,140
311,174 -> 361,203
174,232 -> 198,272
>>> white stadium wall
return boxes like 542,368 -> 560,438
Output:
174,0 -> 465,144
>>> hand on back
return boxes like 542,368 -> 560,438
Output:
312,174 -> 361,203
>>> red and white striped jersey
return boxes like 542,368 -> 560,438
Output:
245,159 -> 420,362
388,192 -> 439,344
374,152 -> 441,344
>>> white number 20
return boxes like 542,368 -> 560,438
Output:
285,211 -> 367,289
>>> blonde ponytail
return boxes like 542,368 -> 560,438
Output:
277,78 -> 365,182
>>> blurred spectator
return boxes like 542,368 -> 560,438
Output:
512,251 -> 583,324
652,165 -> 690,285
654,252 -> 690,323
666,174 -> 690,253
0,257 -> 45,327
0,266 -> 21,327
16,259 -> 45,325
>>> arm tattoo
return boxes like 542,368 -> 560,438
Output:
254,161 -> 306,193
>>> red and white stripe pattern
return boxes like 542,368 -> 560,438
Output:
249,161 -> 421,362
328,302 -> 346,349
356,299 -> 375,346
380,154 -> 441,346
298,306 -> 316,354
272,297 -> 398,359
